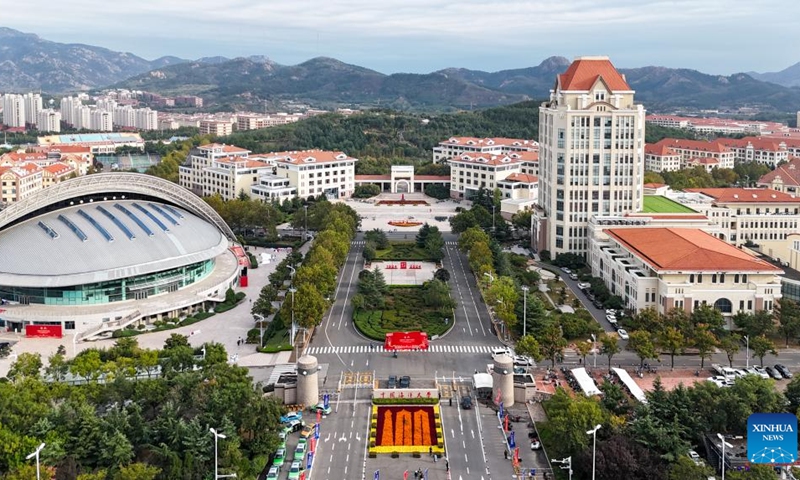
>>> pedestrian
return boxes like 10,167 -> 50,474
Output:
504,450 -> 508,460
434,454 -> 438,462
445,460 -> 449,471
429,447 -> 432,457
449,398 -> 452,407
579,357 -> 582,365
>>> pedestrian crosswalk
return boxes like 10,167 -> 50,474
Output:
445,241 -> 458,246
304,345 -> 498,355
352,241 -> 366,246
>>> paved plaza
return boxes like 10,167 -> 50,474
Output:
341,193 -> 466,232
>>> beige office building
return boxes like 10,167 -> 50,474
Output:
275,150 -> 357,199
536,56 -> 646,257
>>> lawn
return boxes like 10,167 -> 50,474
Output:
641,195 -> 697,214
375,242 -> 435,261
353,287 -> 450,340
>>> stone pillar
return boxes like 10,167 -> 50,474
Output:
492,354 -> 515,407
297,355 -> 319,408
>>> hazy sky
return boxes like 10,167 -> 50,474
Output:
4,0 -> 799,74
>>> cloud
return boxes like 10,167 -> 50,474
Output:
3,0 -> 799,73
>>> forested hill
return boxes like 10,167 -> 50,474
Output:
220,101 -> 541,173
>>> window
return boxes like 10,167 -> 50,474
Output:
714,298 -> 732,314
689,274 -> 694,283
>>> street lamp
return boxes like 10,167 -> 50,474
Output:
587,424 -> 601,480
744,335 -> 750,369
210,428 -> 237,480
590,333 -> 597,368
289,287 -> 297,358
304,205 -> 308,239
483,272 -> 495,283
254,314 -> 265,348
717,433 -> 734,480
26,443 -> 45,480
552,457 -> 572,480
521,285 -> 529,338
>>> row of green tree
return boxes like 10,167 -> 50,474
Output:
0,336 -> 284,480
643,161 -> 771,191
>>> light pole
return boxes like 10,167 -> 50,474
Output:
483,272 -> 495,283
590,333 -> 597,368
521,285 -> 529,338
254,314 -> 265,348
289,287 -> 297,358
587,424 -> 601,480
304,205 -> 308,239
492,204 -> 496,232
552,456 -> 572,480
717,433 -> 734,480
26,443 -> 45,480
744,335 -> 750,369
210,428 -> 237,480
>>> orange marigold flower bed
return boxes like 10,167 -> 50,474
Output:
380,409 -> 394,446
375,406 -> 437,447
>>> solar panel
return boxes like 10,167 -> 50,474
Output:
37,221 -> 59,239
114,204 -> 154,237
132,203 -> 169,232
96,205 -> 136,240
77,209 -> 114,242
57,214 -> 88,242
162,204 -> 185,219
147,203 -> 179,225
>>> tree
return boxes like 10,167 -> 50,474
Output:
290,283 -> 327,329
449,210 -> 479,233
690,304 -> 725,336
422,279 -> 454,311
576,340 -> 592,366
511,210 -> 532,234
575,434 -> 668,480
433,268 -> 450,283
627,331 -> 659,369
719,334 -> 741,368
750,335 -> 778,367
692,327 -> 719,368
353,184 -> 381,198
725,464 -> 783,480
457,226 -> 489,253
424,231 -> 445,262
363,242 -> 376,262
657,327 -> 686,370
163,333 -> 190,351
111,337 -> 140,359
600,333 -> 621,370
416,223 -> 432,248
786,376 -> 800,413
515,335 -> 543,362
733,310 -> 774,338
251,284 -> 278,318
45,351 -> 69,381
545,389 -> 606,455
486,276 -> 519,332
539,325 -> 567,367
668,456 -> 714,480
776,298 -> 800,347
7,352 -> 43,380
113,463 -> 161,480
364,229 -> 389,250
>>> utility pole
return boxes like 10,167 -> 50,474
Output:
521,285 -> 529,337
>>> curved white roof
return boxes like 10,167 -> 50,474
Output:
0,200 -> 227,288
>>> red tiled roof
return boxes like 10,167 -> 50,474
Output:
654,138 -> 732,154
502,173 -> 538,183
415,175 -> 450,181
758,157 -> 800,187
355,175 -> 391,181
448,153 -> 524,167
686,157 -> 719,165
644,144 -> 679,156
643,183 -> 666,188
43,162 -> 74,175
213,157 -> 272,169
714,137 -> 787,152
606,228 -> 781,272
557,56 -> 631,91
508,151 -> 539,162
198,143 -> 249,153
441,137 -> 537,149
684,187 -> 800,203
274,150 -> 356,165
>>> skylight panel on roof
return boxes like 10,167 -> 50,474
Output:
96,205 -> 135,240
132,203 -> 169,232
57,214 -> 88,242
77,209 -> 114,242
148,203 -> 179,225
114,204 -> 154,237
37,221 -> 59,239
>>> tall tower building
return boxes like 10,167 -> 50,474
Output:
23,93 -> 42,126
36,109 -> 61,132
60,96 -> 82,127
2,94 -> 26,127
536,56 -> 645,258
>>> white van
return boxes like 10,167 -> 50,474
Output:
491,347 -> 513,359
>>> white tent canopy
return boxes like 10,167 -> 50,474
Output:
473,373 -> 493,390
612,368 -> 648,404
570,367 -> 601,397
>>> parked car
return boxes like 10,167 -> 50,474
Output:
561,267 -> 571,274
399,376 -> 411,388
776,364 -> 793,378
569,273 -> 579,281
267,466 -> 280,480
753,366 -> 770,379
273,448 -> 286,468
707,376 -> 734,388
278,431 -> 287,449
491,347 -> 514,359
592,300 -> 603,309
313,402 -> 332,415
387,375 -> 397,388
294,444 -> 306,461
688,450 -> 701,465
530,438 -> 541,450
280,412 -> 303,424
282,419 -> 303,434
617,329 -> 629,340
606,315 -> 618,324
513,366 -> 526,374
514,355 -> 534,367
300,424 -> 314,439
288,462 -> 302,480
765,366 -> 783,380
605,309 -> 617,316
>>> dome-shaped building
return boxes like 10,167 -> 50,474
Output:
0,173 -> 243,339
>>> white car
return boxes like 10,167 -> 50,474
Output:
688,450 -> 701,465
707,376 -> 734,388
605,309 -> 617,316
617,329 -> 629,340
561,267 -> 571,274
491,348 -> 514,360
606,315 -> 618,324
753,366 -> 770,379
513,355 -> 534,367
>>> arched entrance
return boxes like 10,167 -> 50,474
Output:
394,179 -> 411,193
713,298 -> 732,314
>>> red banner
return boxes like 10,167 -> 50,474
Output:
385,331 -> 429,351
25,325 -> 63,338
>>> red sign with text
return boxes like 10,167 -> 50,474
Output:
385,331 -> 429,351
25,325 -> 63,338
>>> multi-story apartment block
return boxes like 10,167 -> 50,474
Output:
2,94 -> 26,128
59,96 -> 81,127
758,157 -> 800,195
134,108 -> 158,130
250,174 -> 298,202
647,114 -> 788,136
201,156 -> 274,200
591,227 -> 783,315
649,138 -> 735,169
179,143 -> 251,195
200,120 -> 234,136
448,153 -> 526,199
536,56 -> 645,257
235,113 -> 302,131
432,137 -> 538,163
275,150 -> 357,199
36,109 -> 61,133
23,93 -> 42,127
90,110 -> 113,132
41,162 -> 75,187
714,137 -> 789,167
0,163 -> 43,203
175,96 -> 203,108
684,156 -> 719,172
644,143 -> 681,172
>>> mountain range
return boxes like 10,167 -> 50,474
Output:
2,27 -> 800,112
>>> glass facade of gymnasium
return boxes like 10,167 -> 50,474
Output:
0,260 -> 214,305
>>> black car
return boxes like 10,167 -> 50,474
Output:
399,376 -> 411,388
776,364 -> 793,379
765,366 -> 783,380
388,375 -> 397,388
460,396 -> 472,409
